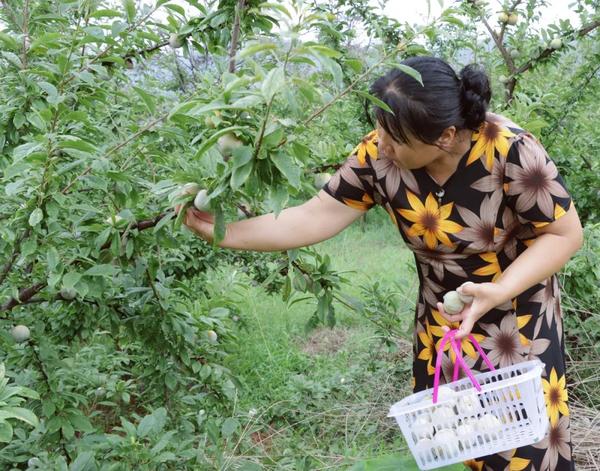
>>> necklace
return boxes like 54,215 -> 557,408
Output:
435,188 -> 445,205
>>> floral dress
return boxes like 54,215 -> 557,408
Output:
323,113 -> 573,471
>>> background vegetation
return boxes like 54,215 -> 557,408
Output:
0,0 -> 598,469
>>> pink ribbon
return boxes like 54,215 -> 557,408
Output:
432,329 -> 495,403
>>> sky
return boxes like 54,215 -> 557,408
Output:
153,0 -> 581,29
375,0 -> 580,28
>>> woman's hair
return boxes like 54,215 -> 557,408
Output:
366,56 -> 491,145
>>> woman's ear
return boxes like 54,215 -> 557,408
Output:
436,126 -> 457,151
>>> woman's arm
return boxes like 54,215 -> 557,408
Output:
439,205 -> 584,338
180,190 -> 366,252
495,205 -> 583,300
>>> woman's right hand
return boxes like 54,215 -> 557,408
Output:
176,205 -> 216,242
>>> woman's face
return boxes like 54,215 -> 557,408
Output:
376,123 -> 443,170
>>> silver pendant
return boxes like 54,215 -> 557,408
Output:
435,188 -> 445,205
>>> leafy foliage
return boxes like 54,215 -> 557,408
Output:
0,0 -> 599,467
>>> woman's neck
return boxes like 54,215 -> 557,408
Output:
425,129 -> 473,186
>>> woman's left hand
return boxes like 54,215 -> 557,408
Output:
437,282 -> 511,339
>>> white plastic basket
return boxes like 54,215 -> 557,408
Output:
388,329 -> 549,470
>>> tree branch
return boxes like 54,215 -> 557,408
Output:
0,229 -> 31,286
516,19 -> 600,76
228,0 -> 245,73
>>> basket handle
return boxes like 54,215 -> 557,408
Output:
432,328 -> 496,403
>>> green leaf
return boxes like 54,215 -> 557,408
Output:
174,201 -> 191,231
47,247 -> 60,272
230,161 -> 253,190
231,145 -> 253,168
69,451 -> 96,471
0,421 -> 13,443
137,414 -> 156,437
62,422 -> 75,439
62,272 -> 82,288
237,42 -> 278,59
397,64 -> 423,86
13,142 -> 43,160
153,212 -> 175,234
212,207 -> 226,246
0,407 -> 39,427
237,462 -> 263,471
270,151 -> 301,188
260,3 -> 292,18
58,138 -> 98,154
84,264 -> 119,277
164,3 -> 185,15
14,386 -> 39,400
0,32 -> 19,50
266,185 -> 288,216
138,408 -> 167,437
221,417 -> 240,438
150,430 -> 176,455
69,413 -> 94,432
27,112 -> 47,131
29,208 -> 44,227
133,86 -> 156,114
229,94 -> 264,109
261,67 -> 286,102
1,51 -> 22,68
42,400 -> 56,417
46,416 -> 63,434
90,9 -> 122,19
355,90 -> 394,115
123,0 -> 136,23
38,81 -> 58,102
344,58 -> 363,73
307,44 -> 341,58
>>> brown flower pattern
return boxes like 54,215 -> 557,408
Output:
505,134 -> 569,220
456,190 -> 503,252
323,113 -> 574,470
480,314 -> 527,368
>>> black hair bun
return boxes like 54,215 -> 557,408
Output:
459,64 -> 491,129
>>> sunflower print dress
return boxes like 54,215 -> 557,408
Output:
323,113 -> 574,471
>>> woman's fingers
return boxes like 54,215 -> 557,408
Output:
437,302 -> 464,323
182,207 -> 215,241
455,315 -> 476,340
436,301 -> 477,339
190,207 -> 214,223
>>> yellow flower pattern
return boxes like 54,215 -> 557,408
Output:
417,321 -> 437,376
542,367 -> 569,425
397,191 -> 463,249
473,252 -> 502,281
467,120 -> 516,170
352,130 -> 378,166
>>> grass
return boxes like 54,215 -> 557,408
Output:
218,207 -> 423,469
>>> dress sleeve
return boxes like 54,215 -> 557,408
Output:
322,131 -> 379,212
503,132 -> 572,229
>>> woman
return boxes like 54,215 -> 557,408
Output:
179,56 -> 583,470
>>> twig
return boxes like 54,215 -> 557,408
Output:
228,0 -> 245,73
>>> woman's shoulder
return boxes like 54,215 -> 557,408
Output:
485,112 -> 524,135
485,112 -> 545,151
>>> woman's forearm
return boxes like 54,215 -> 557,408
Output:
221,205 -> 320,251
218,192 -> 363,252
496,216 -> 583,303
